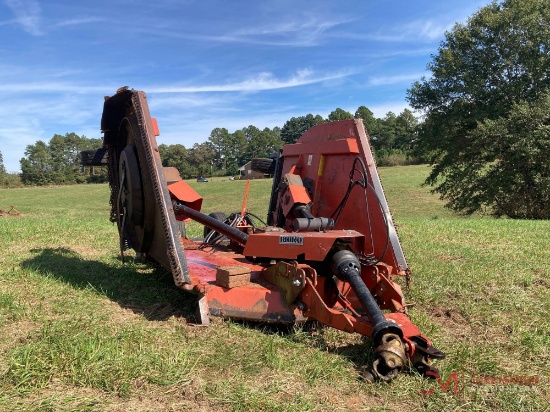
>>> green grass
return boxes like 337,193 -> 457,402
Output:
0,165 -> 548,411
184,177 -> 274,238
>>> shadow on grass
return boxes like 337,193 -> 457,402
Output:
21,247 -> 198,322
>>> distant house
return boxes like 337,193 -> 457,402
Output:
239,161 -> 269,180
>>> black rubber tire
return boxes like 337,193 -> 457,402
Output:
119,144 -> 144,226
203,212 -> 227,238
251,158 -> 275,174
81,148 -> 108,166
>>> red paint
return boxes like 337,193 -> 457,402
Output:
168,180 -> 203,213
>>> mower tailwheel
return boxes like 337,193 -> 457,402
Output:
81,147 -> 108,166
250,158 -> 275,174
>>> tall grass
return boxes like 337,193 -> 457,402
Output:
0,165 -> 547,411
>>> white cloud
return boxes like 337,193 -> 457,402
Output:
410,20 -> 453,41
367,19 -> 452,43
54,16 -> 105,28
0,69 -> 356,95
137,15 -> 352,47
147,94 -> 233,111
361,48 -> 435,59
0,82 -> 109,93
223,17 -> 353,47
367,1 -> 487,44
367,73 -> 425,87
3,0 -> 42,35
147,69 -> 356,93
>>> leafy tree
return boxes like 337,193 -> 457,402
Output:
158,143 -> 170,162
281,114 -> 325,144
189,142 -> 216,177
49,133 -> 92,184
0,173 -> 23,188
20,134 -> 102,185
20,141 -> 52,185
375,112 -> 398,151
160,143 -> 198,179
0,151 -> 6,175
208,127 -> 231,171
407,0 -> 550,218
439,92 -> 550,218
327,108 -> 353,122
160,143 -> 187,168
230,129 -> 249,168
395,109 -> 418,150
0,150 -> 13,187
355,106 -> 379,136
243,125 -> 282,160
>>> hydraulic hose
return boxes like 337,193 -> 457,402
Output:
173,202 -> 249,246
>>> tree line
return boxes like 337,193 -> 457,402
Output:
160,106 -> 420,179
0,151 -> 22,188
159,125 -> 283,179
6,133 -> 107,187
11,106 -> 421,186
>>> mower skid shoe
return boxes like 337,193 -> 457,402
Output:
195,296 -> 210,325
101,88 -> 191,286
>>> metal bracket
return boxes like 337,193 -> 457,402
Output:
261,261 -> 309,305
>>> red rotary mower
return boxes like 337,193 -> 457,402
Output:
97,87 -> 444,382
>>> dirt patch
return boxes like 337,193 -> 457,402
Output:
432,305 -> 468,324
105,301 -> 143,324
533,274 -> 550,289
429,304 -> 474,342
0,320 -> 42,373
107,379 -> 215,412
112,301 -> 188,324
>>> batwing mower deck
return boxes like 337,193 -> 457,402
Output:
98,88 -> 444,382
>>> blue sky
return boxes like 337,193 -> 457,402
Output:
0,0 -> 488,173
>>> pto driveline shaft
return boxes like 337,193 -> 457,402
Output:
173,202 -> 249,245
331,250 -> 402,344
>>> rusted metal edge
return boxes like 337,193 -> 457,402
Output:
130,91 -> 191,286
0,205 -> 20,216
354,120 -> 409,272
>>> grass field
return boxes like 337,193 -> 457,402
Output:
0,165 -> 548,411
